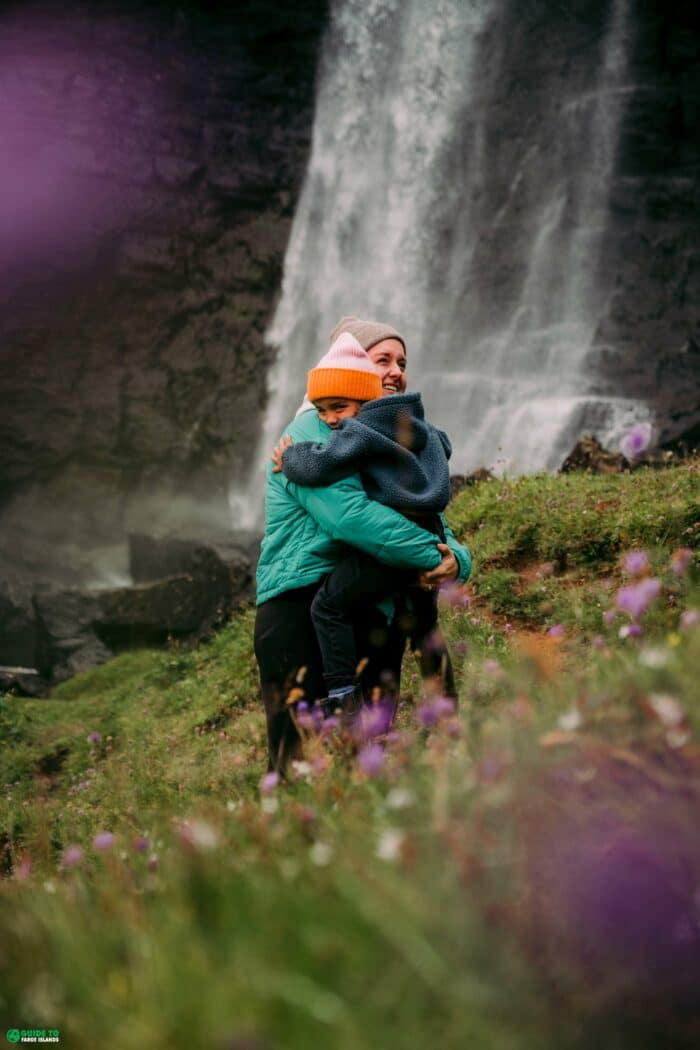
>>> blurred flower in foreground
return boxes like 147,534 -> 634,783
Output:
680,608 -> 699,631
15,855 -> 32,881
358,743 -> 385,777
62,844 -> 84,868
376,828 -> 404,862
417,696 -> 455,728
670,547 -> 693,575
177,819 -> 218,852
558,708 -> 582,731
260,771 -> 280,793
547,624 -> 565,639
356,699 -> 395,741
92,832 -> 115,852
522,764 -> 700,1013
386,787 -> 415,809
615,577 -> 661,620
619,422 -> 652,460
622,550 -> 650,576
309,841 -> 333,866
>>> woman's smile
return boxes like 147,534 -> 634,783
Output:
366,338 -> 407,394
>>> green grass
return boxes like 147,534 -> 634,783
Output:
1,463 -> 699,1049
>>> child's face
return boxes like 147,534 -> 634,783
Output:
313,397 -> 364,429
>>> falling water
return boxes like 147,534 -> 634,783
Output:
231,0 -> 641,526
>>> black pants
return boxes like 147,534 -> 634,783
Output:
310,549 -> 443,691
254,583 -> 408,772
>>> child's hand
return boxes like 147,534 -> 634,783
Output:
271,435 -> 293,472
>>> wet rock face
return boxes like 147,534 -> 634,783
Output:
592,0 -> 700,445
0,0 -> 328,579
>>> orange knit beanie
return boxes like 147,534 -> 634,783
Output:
307,332 -> 382,403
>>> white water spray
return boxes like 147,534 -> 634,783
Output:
231,0 -> 642,527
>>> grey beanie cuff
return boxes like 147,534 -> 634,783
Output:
329,315 -> 406,354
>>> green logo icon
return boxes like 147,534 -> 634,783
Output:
6,1032 -> 20,1045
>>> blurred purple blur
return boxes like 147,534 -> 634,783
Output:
0,5 -> 174,303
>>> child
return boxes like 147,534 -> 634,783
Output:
272,331 -> 460,715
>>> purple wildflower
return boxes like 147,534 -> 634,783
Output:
504,623 -> 513,635
132,836 -> 149,853
615,577 -> 661,620
62,844 -> 83,868
622,550 -> 650,576
680,608 -> 699,631
619,623 -> 643,639
296,710 -> 315,731
477,752 -> 509,784
357,743 -> 385,777
357,699 -> 395,741
670,548 -> 693,575
603,609 -> 616,626
592,635 -> 606,649
438,582 -> 465,607
417,695 -> 455,728
547,624 -> 565,639
87,731 -> 102,745
92,831 -> 115,852
260,771 -> 279,793
620,422 -> 652,460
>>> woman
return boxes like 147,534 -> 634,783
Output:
254,316 -> 471,772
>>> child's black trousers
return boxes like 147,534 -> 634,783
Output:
310,517 -> 455,696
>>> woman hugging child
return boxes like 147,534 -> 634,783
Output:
272,330 -> 467,717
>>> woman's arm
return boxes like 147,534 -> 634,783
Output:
285,473 -> 442,571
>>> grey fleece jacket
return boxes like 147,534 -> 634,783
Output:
280,393 -> 451,513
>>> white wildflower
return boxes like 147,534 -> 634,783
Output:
385,787 -> 415,810
648,693 -> 685,727
309,841 -> 333,866
558,708 -> 582,732
376,829 -> 405,862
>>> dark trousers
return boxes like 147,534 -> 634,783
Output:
254,583 -> 408,772
310,549 -> 443,691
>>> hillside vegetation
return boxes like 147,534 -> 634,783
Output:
1,463 -> 698,1049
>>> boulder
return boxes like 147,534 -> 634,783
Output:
560,436 -> 629,475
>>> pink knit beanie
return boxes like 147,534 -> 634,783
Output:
307,332 -> 383,403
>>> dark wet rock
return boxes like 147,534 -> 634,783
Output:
0,580 -> 39,669
13,532 -> 256,683
560,436 -> 630,475
0,0 -> 328,579
450,469 -> 495,498
0,666 -> 49,698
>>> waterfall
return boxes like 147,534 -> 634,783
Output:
231,0 -> 639,527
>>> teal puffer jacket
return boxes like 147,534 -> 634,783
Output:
256,410 -> 471,606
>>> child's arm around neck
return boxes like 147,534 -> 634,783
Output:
280,417 -> 372,488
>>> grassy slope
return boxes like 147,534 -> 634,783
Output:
0,463 -> 698,1049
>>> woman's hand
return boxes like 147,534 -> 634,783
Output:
271,435 -> 293,473
418,543 -> 458,589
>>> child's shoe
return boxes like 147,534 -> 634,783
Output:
321,683 -> 363,720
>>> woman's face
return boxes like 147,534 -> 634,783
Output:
367,338 -> 407,394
